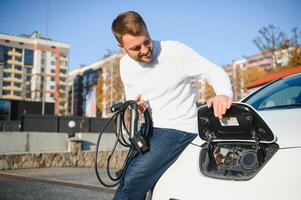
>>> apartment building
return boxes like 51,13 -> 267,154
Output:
68,53 -> 124,117
67,74 -> 83,116
223,59 -> 247,101
0,32 -> 70,115
246,48 -> 292,71
246,52 -> 274,70
223,48 -> 293,100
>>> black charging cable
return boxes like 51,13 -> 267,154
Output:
94,100 -> 153,187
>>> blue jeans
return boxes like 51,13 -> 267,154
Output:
113,127 -> 197,200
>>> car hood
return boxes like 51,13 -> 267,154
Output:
198,103 -> 276,143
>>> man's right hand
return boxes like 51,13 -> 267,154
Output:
135,94 -> 148,113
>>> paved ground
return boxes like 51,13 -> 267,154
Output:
0,167 -> 117,200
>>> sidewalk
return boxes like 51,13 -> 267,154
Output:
0,167 -> 117,193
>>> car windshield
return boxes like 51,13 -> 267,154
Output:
243,74 -> 301,110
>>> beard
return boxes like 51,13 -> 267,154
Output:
138,48 -> 153,63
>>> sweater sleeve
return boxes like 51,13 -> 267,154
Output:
204,67 -> 233,99
176,42 -> 233,99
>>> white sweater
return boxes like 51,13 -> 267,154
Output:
119,40 -> 233,133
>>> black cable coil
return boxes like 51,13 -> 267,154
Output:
94,100 -> 153,187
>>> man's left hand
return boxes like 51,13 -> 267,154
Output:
207,95 -> 232,119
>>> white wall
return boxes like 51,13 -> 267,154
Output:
76,133 -> 127,151
0,132 -> 68,153
0,132 -> 122,153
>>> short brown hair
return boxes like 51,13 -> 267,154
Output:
111,11 -> 148,44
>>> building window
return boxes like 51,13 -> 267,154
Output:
0,46 -> 5,62
27,68 -> 32,74
3,72 -> 11,77
41,59 -> 46,65
60,61 -> 68,66
51,69 -> 56,73
15,56 -> 22,62
3,64 -> 12,69
14,74 -> 22,79
51,61 -> 56,65
50,85 -> 55,90
3,90 -> 10,95
15,65 -> 22,71
24,49 -> 34,65
51,77 -> 55,81
14,82 -> 21,87
13,91 -> 21,96
60,51 -> 67,57
0,46 -> 13,62
3,81 -> 11,86
15,48 -> 23,54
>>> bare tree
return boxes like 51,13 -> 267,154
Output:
253,25 -> 301,68
254,25 -> 286,52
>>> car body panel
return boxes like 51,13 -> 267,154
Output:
152,73 -> 301,199
152,140 -> 301,200
258,108 -> 301,148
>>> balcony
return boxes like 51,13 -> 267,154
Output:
7,50 -> 22,57
2,85 -> 22,91
1,94 -> 22,100
3,77 -> 23,83
7,59 -> 22,66
60,73 -> 68,78
60,56 -> 68,61
60,65 -> 68,70
4,67 -> 23,74
13,68 -> 23,74
3,68 -> 14,73
3,77 -> 14,82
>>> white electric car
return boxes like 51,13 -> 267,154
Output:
152,73 -> 301,200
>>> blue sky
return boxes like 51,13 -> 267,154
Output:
1,0 -> 300,71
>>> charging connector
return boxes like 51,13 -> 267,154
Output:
129,102 -> 149,153
95,100 -> 153,187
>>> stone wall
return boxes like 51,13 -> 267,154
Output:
0,139 -> 128,170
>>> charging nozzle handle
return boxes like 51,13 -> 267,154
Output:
110,102 -> 123,113
130,102 -> 139,138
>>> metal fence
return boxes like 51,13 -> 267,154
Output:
0,114 -> 114,133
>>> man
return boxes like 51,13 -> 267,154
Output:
111,11 -> 232,199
